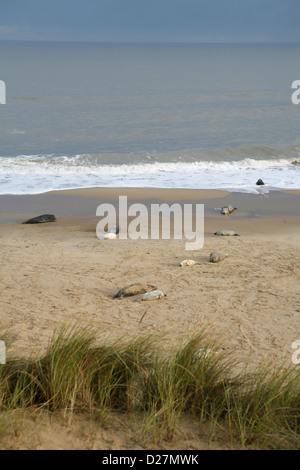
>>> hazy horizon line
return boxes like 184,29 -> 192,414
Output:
1,39 -> 300,45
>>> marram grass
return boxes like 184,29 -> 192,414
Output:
1,324 -> 300,449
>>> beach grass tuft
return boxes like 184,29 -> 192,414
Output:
1,324 -> 300,449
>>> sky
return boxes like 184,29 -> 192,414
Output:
0,0 -> 299,43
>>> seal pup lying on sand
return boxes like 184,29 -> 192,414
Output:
209,251 -> 228,263
22,214 -> 56,224
214,230 -> 240,236
135,290 -> 166,302
113,283 -> 157,299
178,259 -> 199,267
103,232 -> 117,240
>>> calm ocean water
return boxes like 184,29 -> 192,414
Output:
0,41 -> 300,194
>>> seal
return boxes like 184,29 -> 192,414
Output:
214,230 -> 240,236
113,283 -> 157,299
256,179 -> 265,185
99,226 -> 120,239
135,290 -> 166,302
178,259 -> 198,267
22,214 -> 56,224
221,206 -> 237,215
209,251 -> 228,263
104,232 -> 117,240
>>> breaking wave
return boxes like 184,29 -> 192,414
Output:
0,148 -> 299,195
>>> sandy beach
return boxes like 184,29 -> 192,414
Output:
1,187 -> 300,365
1,187 -> 300,449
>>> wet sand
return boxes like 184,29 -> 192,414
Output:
1,187 -> 300,221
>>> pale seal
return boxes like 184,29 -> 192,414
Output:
100,226 -> 120,239
135,290 -> 166,302
104,232 -> 117,240
113,283 -> 157,299
178,259 -> 198,267
221,206 -> 237,215
22,214 -> 56,224
214,230 -> 240,236
209,251 -> 228,263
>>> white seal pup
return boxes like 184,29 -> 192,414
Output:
178,259 -> 198,267
104,232 -> 117,240
135,290 -> 166,302
209,251 -> 228,263
214,230 -> 239,236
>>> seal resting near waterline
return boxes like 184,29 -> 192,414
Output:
22,214 -> 56,224
135,290 -> 166,302
221,206 -> 237,215
256,179 -> 265,185
209,251 -> 228,263
113,283 -> 157,299
214,230 -> 240,236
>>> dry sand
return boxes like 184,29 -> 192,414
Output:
1,187 -> 300,449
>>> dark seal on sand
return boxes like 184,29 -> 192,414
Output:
256,179 -> 265,186
22,214 -> 56,224
113,283 -> 157,299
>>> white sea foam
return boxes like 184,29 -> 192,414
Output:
0,154 -> 299,195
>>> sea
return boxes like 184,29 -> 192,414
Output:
0,41 -> 300,195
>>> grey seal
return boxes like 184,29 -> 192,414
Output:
209,251 -> 228,263
113,283 -> 157,299
214,230 -> 240,236
221,206 -> 237,215
22,214 -> 56,224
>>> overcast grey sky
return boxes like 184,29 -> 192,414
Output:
0,0 -> 299,43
